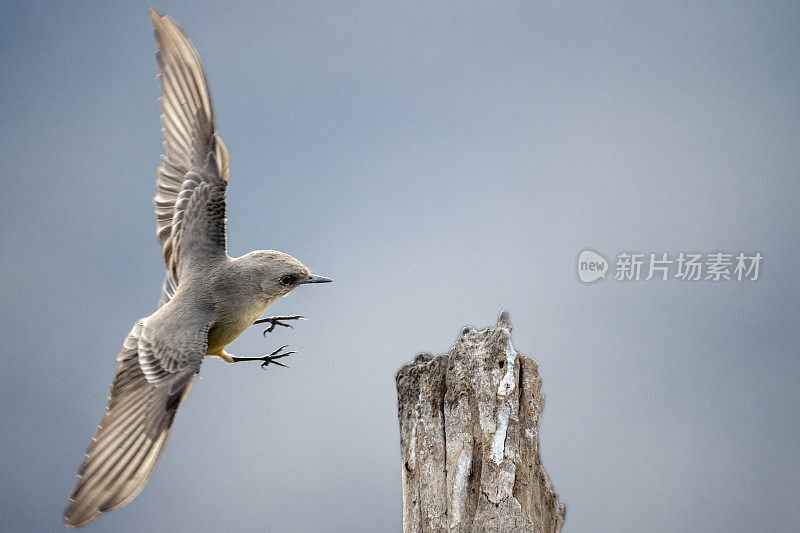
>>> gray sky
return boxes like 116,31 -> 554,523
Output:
1,1 -> 799,531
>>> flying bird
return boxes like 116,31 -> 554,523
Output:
64,8 -> 331,527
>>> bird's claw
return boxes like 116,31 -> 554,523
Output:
259,344 -> 297,369
253,315 -> 307,336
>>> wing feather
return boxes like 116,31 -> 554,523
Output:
64,319 -> 203,528
149,8 -> 229,305
65,11 -> 224,528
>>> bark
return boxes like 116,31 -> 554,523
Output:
396,311 -> 565,533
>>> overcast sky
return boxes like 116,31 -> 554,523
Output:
1,1 -> 799,531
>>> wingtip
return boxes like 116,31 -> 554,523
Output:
148,7 -> 167,28
63,502 -> 103,528
62,512 -> 85,529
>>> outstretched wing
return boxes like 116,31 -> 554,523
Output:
64,319 -> 205,528
149,8 -> 229,305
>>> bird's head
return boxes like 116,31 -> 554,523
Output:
241,250 -> 331,299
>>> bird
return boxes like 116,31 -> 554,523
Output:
63,8 -> 331,527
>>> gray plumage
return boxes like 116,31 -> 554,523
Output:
64,9 -> 330,527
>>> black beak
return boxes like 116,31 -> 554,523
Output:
302,274 -> 332,284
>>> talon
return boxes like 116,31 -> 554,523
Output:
259,345 -> 297,369
262,323 -> 290,336
270,344 -> 290,356
231,345 -> 297,370
253,315 -> 307,336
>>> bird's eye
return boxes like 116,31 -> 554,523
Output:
280,275 -> 296,286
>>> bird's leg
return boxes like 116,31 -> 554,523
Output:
229,344 -> 297,369
252,315 -> 306,336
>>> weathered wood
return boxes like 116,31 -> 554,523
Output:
396,311 -> 565,533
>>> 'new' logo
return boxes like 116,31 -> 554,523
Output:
578,250 -> 607,283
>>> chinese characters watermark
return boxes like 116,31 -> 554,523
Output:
578,250 -> 762,284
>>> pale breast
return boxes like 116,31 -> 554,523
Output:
205,298 -> 272,354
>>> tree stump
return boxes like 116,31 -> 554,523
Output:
396,311 -> 565,532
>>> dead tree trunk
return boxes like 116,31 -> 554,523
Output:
396,311 -> 565,533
